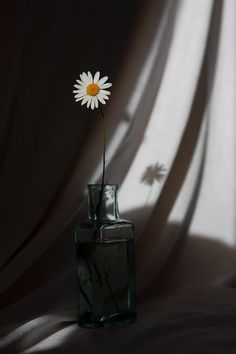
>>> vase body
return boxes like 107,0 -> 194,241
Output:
75,184 -> 136,328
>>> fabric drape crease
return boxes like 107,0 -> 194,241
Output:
0,0 -> 236,353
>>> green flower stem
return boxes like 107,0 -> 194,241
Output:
100,106 -> 106,189
78,281 -> 92,310
91,106 -> 120,314
92,258 -> 119,313
96,106 -> 106,219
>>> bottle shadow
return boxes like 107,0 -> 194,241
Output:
139,226 -> 236,301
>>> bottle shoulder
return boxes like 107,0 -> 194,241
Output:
75,218 -> 134,243
76,218 -> 133,230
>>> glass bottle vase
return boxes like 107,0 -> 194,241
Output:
75,184 -> 136,328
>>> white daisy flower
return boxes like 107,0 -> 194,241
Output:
73,71 -> 112,110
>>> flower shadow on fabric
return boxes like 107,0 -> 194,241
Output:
140,163 -> 166,186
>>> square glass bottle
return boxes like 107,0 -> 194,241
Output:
75,184 -> 136,328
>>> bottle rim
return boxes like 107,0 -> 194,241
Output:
87,183 -> 119,188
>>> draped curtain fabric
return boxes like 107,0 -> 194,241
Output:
0,0 -> 236,353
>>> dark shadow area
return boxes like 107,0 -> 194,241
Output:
0,0 -> 144,271
141,233 -> 236,302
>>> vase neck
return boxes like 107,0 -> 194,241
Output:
87,184 -> 120,221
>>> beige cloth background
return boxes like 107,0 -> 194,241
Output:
0,0 -> 236,352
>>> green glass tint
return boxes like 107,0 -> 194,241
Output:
75,184 -> 136,328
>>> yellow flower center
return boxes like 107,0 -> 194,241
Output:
86,83 -> 100,96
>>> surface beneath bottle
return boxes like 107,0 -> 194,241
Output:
78,311 -> 136,328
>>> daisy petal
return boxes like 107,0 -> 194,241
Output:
76,79 -> 85,86
97,93 -> 106,104
81,96 -> 89,105
73,89 -> 86,95
94,96 -> 99,108
75,96 -> 85,102
98,76 -> 108,86
87,71 -> 93,84
100,83 -> 112,89
100,89 -> 111,95
73,84 -> 84,90
75,92 -> 86,98
80,72 -> 86,81
91,97 -> 95,110
94,71 -> 100,84
87,96 -> 92,108
100,94 -> 109,100
80,72 -> 90,85
73,87 -> 86,92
